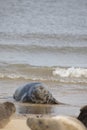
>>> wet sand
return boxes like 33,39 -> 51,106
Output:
0,79 -> 87,117
0,79 -> 87,129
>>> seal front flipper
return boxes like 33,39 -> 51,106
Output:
20,93 -> 28,102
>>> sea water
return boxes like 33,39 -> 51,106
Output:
0,0 -> 87,116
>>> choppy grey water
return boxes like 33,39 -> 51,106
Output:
0,0 -> 87,116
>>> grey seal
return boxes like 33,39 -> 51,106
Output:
78,105 -> 87,128
0,102 -> 16,128
27,115 -> 86,130
13,82 -> 59,104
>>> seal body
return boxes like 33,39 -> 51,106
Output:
27,115 -> 86,130
0,102 -> 16,128
78,105 -> 87,128
13,82 -> 58,104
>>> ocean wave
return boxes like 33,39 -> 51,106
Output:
0,73 -> 46,81
0,72 -> 87,84
0,32 -> 87,42
0,44 -> 87,54
53,67 -> 87,78
0,64 -> 87,84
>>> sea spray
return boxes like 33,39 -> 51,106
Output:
53,67 -> 87,78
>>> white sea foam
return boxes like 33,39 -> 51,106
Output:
0,65 -> 87,84
0,73 -> 48,81
53,67 -> 87,78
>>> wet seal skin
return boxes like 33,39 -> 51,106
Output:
78,105 -> 87,128
13,82 -> 59,104
0,102 -> 16,128
27,115 -> 86,130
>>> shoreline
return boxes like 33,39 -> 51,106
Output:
1,113 -> 86,130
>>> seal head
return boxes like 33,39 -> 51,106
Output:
78,105 -> 87,128
0,102 -> 16,128
27,115 -> 86,130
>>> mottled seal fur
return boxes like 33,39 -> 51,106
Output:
78,105 -> 87,128
0,102 -> 16,128
27,115 -> 86,130
13,82 -> 59,104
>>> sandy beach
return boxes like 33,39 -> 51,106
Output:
0,117 -> 30,130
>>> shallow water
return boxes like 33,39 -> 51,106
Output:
0,79 -> 87,117
0,0 -> 87,117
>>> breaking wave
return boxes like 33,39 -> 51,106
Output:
0,64 -> 87,84
53,67 -> 87,78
